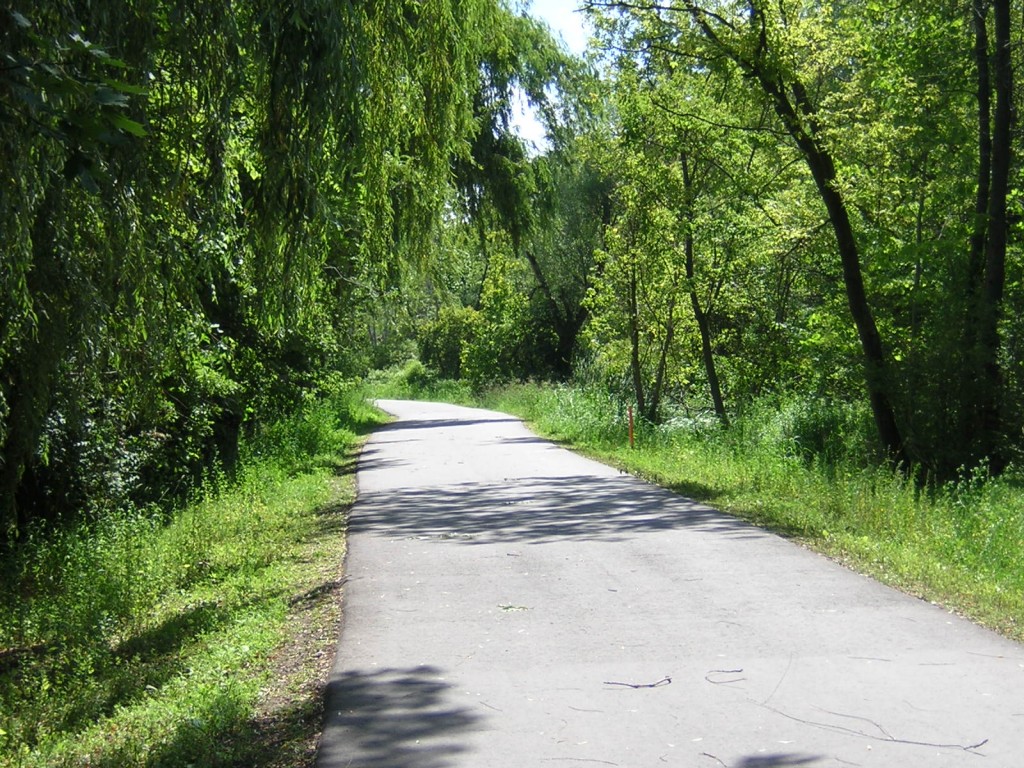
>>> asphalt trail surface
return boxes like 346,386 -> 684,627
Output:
317,400 -> 1024,767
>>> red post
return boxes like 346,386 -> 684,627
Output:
628,405 -> 635,449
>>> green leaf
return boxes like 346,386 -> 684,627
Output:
93,87 -> 129,107
102,78 -> 149,96
109,113 -> 147,137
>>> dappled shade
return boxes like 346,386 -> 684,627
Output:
352,472 -> 755,545
318,666 -> 481,768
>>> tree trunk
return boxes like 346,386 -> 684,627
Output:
687,4 -> 909,465
524,248 -> 577,377
687,237 -> 728,425
959,0 -> 993,471
959,0 -> 1011,473
968,0 -> 992,288
978,0 -> 1012,472
801,136 -> 908,466
681,154 -> 728,425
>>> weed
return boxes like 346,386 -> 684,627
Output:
0,384 -> 387,767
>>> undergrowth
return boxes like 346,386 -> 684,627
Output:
0,386 -> 387,767
362,359 -> 474,404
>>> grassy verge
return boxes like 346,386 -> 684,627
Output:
465,382 -> 1024,642
362,359 -> 474,404
0,388 -> 388,768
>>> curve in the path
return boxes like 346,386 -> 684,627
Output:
317,400 -> 1024,768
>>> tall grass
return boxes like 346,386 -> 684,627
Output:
477,382 -> 1024,640
362,359 -> 474,404
0,386 -> 386,767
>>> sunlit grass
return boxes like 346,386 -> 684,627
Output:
475,382 -> 1024,641
0,387 -> 387,767
362,359 -> 474,404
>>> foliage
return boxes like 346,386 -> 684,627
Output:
575,0 -> 1024,477
0,0 -> 506,536
444,8 -> 602,380
418,305 -> 482,380
0,385 -> 385,766
362,360 -> 475,404
461,250 -> 536,390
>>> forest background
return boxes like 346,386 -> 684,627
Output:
2,0 -> 1024,764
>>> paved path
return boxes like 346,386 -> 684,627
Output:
317,400 -> 1024,768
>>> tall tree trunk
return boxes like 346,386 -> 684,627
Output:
978,0 -> 1012,472
968,0 -> 992,287
960,0 -> 1011,473
801,131 -> 908,467
681,155 -> 727,424
523,248 -> 577,377
686,238 -> 728,425
961,0 -> 995,470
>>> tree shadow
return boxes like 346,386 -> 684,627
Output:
7,601 -> 233,739
317,665 -> 480,768
351,473 -> 767,545
663,477 -> 723,503
351,407 -> 790,544
115,600 -> 229,664
729,753 -> 823,765
374,417 -> 520,433
352,449 -> 409,474
733,754 -> 823,767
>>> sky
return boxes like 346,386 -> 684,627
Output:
511,0 -> 592,149
528,0 -> 590,57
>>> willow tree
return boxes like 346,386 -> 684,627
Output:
447,8 -> 600,377
0,0 -> 502,536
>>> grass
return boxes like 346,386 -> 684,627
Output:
19,365 -> 1014,767
0,387 -> 388,768
437,380 -> 1024,642
363,359 -> 474,404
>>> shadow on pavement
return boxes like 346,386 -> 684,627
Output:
353,447 -> 409,474
352,474 -> 765,544
375,417 -> 520,432
317,665 -> 480,768
733,754 -> 823,767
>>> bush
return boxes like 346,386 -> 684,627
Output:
734,395 -> 877,468
418,306 -> 481,379
362,360 -> 474,403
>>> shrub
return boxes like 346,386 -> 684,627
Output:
418,305 -> 481,379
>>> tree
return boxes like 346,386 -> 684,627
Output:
449,7 -> 600,377
674,1 -> 908,463
524,139 -> 614,376
0,0 -> 508,536
585,0 -> 1021,473
963,0 -> 1014,472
